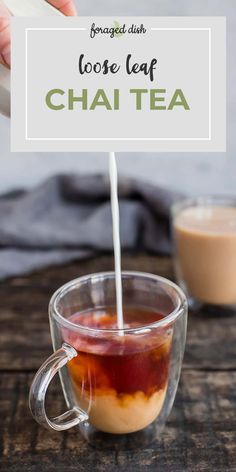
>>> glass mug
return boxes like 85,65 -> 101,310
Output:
29,271 -> 187,447
172,196 -> 236,310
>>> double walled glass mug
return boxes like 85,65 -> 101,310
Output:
172,197 -> 236,311
29,272 -> 187,448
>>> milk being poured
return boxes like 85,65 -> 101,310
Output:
0,2 -> 125,331
109,152 -> 124,330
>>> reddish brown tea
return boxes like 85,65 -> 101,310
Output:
63,308 -> 172,434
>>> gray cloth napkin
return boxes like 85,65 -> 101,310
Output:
0,174 -> 180,280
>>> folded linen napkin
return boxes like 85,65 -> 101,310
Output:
0,174 -> 180,280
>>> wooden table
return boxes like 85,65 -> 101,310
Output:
1,254 -> 236,472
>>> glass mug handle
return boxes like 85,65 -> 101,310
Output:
29,343 -> 88,431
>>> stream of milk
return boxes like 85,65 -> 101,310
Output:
109,152 -> 124,331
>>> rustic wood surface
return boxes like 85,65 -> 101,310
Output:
0,254 -> 236,471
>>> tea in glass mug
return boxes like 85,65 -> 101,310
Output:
29,272 -> 187,447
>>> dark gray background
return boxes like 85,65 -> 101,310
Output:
0,0 -> 235,195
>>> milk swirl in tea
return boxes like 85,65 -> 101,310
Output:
61,153 -> 172,434
64,308 -> 171,434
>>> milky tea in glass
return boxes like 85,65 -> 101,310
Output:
29,272 -> 187,447
172,197 -> 236,308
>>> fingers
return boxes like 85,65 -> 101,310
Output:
47,0 -> 77,16
0,3 -> 11,66
0,0 -> 77,68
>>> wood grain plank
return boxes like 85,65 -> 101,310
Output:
0,254 -> 173,288
1,256 -> 235,471
0,371 -> 235,472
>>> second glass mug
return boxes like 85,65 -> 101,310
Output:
29,271 -> 187,448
